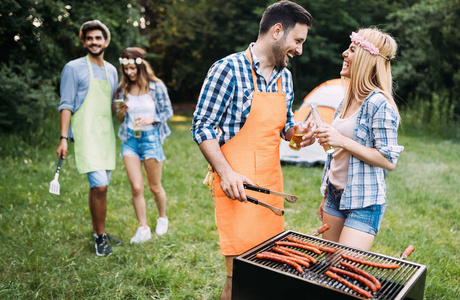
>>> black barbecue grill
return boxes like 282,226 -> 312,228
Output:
232,230 -> 426,300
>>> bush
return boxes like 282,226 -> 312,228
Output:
0,63 -> 59,133
400,89 -> 459,139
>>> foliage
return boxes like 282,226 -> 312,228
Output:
0,0 -> 145,132
1,0 -> 459,135
387,0 -> 460,126
0,115 -> 459,299
140,0 -> 269,102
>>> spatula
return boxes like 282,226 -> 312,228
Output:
49,156 -> 63,195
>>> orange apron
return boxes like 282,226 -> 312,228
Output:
214,48 -> 287,256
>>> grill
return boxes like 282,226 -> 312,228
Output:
232,230 -> 426,300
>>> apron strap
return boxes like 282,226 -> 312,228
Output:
85,55 -> 94,79
245,48 -> 282,93
85,55 -> 111,88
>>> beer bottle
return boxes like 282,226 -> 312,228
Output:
309,102 -> 337,154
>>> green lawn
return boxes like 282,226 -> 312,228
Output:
0,115 -> 459,299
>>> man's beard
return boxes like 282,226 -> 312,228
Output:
87,45 -> 106,57
271,37 -> 287,69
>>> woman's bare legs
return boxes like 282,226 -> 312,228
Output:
322,212 -> 375,250
321,212 -> 345,242
123,155 -> 148,227
144,158 -> 167,218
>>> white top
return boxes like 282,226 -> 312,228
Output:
328,109 -> 360,190
126,93 -> 155,131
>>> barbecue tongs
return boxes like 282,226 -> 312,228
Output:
244,184 -> 298,203
246,196 -> 284,216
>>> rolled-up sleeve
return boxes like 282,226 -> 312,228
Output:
59,64 -> 78,112
191,61 -> 234,145
372,102 -> 404,164
281,76 -> 295,140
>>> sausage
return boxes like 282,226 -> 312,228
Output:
342,253 -> 399,269
328,266 -> 377,292
341,261 -> 382,290
256,252 -> 304,274
400,245 -> 415,259
272,247 -> 311,267
325,270 -> 373,299
286,236 -> 336,253
312,223 -> 330,235
274,246 -> 318,264
275,241 -> 322,255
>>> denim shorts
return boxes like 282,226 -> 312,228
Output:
87,170 -> 112,188
121,128 -> 166,162
323,182 -> 386,235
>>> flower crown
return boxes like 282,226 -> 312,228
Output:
350,32 -> 389,61
119,57 -> 143,65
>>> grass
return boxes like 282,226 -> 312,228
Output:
0,113 -> 459,299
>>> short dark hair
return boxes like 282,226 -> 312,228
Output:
79,20 -> 111,43
259,1 -> 313,36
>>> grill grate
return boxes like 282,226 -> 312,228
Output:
233,230 -> 426,300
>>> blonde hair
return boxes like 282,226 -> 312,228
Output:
340,28 -> 400,119
115,47 -> 162,100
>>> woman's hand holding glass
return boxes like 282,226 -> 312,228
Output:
314,125 -> 344,149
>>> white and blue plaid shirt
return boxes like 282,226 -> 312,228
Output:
191,43 -> 295,146
321,91 -> 404,209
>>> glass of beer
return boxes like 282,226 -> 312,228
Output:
289,112 -> 312,151
133,108 -> 142,138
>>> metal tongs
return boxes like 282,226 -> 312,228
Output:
244,184 -> 298,203
246,196 -> 284,216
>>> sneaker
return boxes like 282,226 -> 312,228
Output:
95,233 -> 112,256
92,233 -> 122,246
155,217 -> 169,235
130,226 -> 152,244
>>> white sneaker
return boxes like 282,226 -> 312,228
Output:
130,226 -> 152,244
155,217 -> 168,235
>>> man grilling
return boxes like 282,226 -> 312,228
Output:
191,1 -> 314,298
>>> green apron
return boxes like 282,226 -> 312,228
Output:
71,56 -> 116,174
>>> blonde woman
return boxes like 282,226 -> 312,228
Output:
115,47 -> 173,242
316,28 -> 404,250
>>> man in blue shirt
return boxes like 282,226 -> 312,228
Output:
56,20 -> 120,256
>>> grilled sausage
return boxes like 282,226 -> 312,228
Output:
312,223 -> 330,235
275,240 -> 322,255
400,245 -> 415,259
328,266 -> 377,292
286,236 -> 336,253
274,246 -> 318,264
272,247 -> 311,267
256,252 -> 304,274
325,270 -> 373,299
340,261 -> 382,290
342,253 -> 400,269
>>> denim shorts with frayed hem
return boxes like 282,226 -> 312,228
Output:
121,128 -> 165,162
323,182 -> 386,236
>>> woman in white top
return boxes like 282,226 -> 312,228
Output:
315,28 -> 404,250
115,47 -> 173,243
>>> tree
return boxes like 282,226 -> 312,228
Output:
0,0 -> 144,132
387,0 -> 460,124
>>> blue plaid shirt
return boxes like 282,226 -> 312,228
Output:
191,43 -> 295,146
321,91 -> 404,209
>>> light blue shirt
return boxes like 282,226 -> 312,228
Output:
59,57 -> 118,113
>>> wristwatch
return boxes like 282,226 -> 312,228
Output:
60,136 -> 68,140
